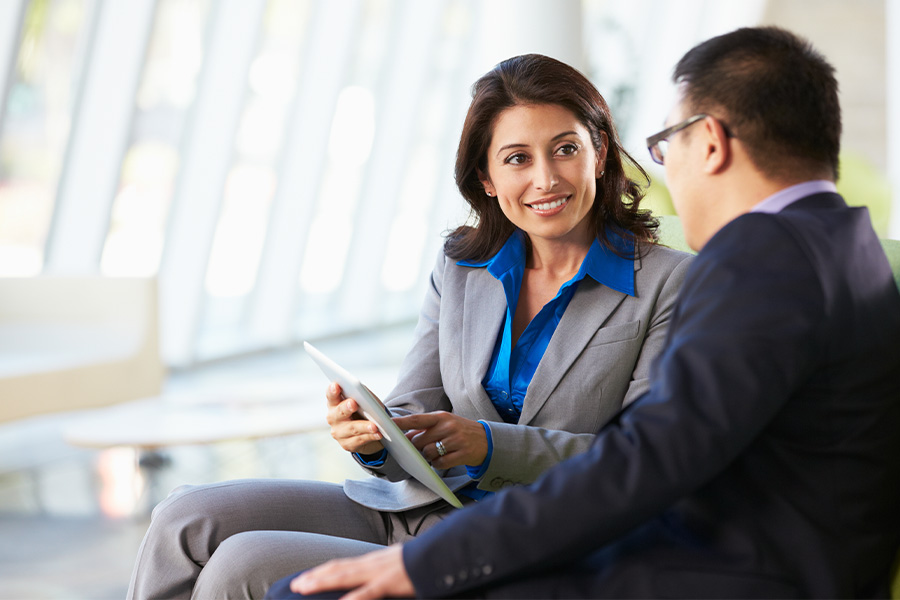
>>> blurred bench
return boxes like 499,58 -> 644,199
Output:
0,277 -> 165,423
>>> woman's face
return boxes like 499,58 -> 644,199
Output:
479,103 -> 606,248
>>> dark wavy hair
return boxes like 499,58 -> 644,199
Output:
445,54 -> 657,261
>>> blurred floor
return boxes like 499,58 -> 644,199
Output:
0,325 -> 413,600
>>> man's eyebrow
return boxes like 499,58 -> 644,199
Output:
495,131 -> 581,157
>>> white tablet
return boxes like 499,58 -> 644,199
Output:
303,341 -> 463,509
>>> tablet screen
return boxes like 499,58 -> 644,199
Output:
304,341 -> 463,509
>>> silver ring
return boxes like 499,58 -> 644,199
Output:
435,441 -> 447,457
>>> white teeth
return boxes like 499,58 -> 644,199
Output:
532,197 -> 568,211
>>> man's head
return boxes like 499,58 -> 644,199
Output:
651,27 -> 842,250
674,26 -> 841,182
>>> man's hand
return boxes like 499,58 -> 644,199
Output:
290,545 -> 414,600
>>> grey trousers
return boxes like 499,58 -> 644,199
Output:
126,479 -> 463,600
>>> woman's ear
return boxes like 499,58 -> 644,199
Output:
477,169 -> 496,197
595,132 -> 609,178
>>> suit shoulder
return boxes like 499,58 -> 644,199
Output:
702,213 -> 803,262
688,214 -> 825,307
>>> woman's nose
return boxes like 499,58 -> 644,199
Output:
534,159 -> 559,191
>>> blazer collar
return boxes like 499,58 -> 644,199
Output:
780,191 -> 846,212
460,268 -> 507,422
459,247 -> 638,425
519,276 -> 629,424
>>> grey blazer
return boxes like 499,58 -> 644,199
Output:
343,241 -> 693,512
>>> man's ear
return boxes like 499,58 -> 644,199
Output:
477,169 -> 496,197
702,117 -> 731,174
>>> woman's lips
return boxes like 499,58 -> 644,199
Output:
527,195 -> 570,215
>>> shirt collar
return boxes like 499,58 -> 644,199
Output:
751,180 -> 837,214
458,229 -> 636,297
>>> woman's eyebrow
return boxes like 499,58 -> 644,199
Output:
496,143 -> 526,156
495,131 -> 581,157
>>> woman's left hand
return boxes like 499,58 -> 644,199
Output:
392,411 -> 488,469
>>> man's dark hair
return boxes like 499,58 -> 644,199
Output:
674,26 -> 841,180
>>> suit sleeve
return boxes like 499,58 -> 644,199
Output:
402,216 -> 827,597
475,250 -> 693,491
353,249 -> 453,481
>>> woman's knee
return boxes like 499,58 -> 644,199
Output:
193,531 -> 301,599
142,483 -> 234,564
195,530 -> 386,599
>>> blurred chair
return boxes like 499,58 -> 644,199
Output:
894,553 -> 900,600
656,214 -> 693,254
0,277 -> 165,423
882,238 -> 900,291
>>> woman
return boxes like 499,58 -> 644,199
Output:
126,54 -> 692,600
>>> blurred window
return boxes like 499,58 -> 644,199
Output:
295,0 -> 394,337
0,0 -> 92,276
100,0 -> 211,277
196,0 -> 313,359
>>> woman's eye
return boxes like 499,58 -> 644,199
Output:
505,153 -> 528,165
556,143 -> 578,156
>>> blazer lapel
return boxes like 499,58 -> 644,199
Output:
461,268 -> 506,422
518,271 -> 633,425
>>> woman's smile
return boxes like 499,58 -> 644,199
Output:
526,194 -> 570,215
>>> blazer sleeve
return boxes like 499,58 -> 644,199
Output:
352,249 -> 454,481
402,216 -> 827,597
476,250 -> 693,491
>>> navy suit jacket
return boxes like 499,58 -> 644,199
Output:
402,193 -> 900,599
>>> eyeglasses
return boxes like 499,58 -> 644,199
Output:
646,114 -> 709,165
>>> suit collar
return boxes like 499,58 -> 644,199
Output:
751,180 -> 838,214
781,191 -> 846,212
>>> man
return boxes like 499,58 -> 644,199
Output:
270,26 -> 900,599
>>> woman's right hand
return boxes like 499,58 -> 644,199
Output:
325,382 -> 384,456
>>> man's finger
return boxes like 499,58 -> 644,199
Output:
342,581 -> 386,600
293,560 -> 360,594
